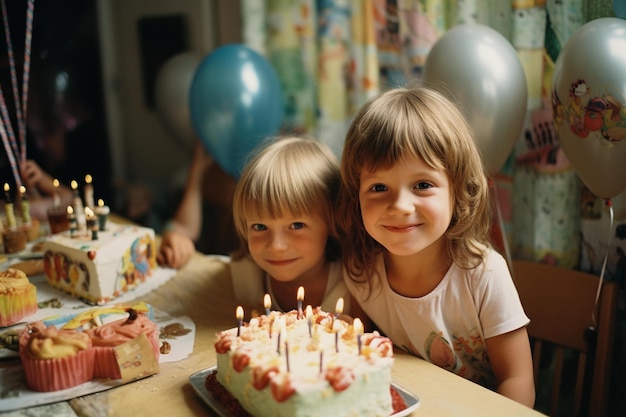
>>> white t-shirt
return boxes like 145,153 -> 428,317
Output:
344,248 -> 529,389
230,255 -> 348,313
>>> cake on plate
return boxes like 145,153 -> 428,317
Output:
0,268 -> 37,327
19,304 -> 160,391
40,222 -> 157,305
212,307 -> 395,417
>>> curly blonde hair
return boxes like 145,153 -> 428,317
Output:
232,136 -> 341,261
336,86 -> 491,282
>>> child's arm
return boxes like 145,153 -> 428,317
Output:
157,142 -> 213,268
485,327 -> 535,408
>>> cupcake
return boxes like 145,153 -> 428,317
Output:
0,268 -> 37,327
84,310 -> 160,380
19,322 -> 95,392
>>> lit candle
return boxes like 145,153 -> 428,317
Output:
4,183 -> 16,229
71,180 -> 86,230
236,306 -> 244,337
67,205 -> 77,236
353,318 -> 363,355
95,199 -> 110,231
19,185 -> 30,224
297,286 -> 304,319
85,207 -> 98,240
335,297 -> 344,318
285,341 -> 290,372
333,319 -> 341,353
84,174 -> 95,210
52,179 -> 61,208
264,293 -> 272,316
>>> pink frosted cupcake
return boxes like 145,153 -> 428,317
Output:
0,268 -> 37,327
84,311 -> 160,380
19,322 -> 95,392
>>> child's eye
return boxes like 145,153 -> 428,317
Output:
251,224 -> 267,231
369,183 -> 387,192
290,222 -> 305,230
415,182 -> 433,190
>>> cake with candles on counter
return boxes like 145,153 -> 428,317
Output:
40,220 -> 157,305
209,296 -> 402,417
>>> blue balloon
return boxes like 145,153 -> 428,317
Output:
190,44 -> 284,177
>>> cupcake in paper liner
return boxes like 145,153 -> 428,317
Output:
0,268 -> 37,327
83,310 -> 159,380
19,322 -> 95,392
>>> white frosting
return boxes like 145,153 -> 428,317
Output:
215,309 -> 394,417
40,222 -> 156,305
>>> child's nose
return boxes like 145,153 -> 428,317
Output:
388,189 -> 415,215
268,231 -> 289,251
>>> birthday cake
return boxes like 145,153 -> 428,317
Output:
40,222 -> 157,305
212,307 -> 396,417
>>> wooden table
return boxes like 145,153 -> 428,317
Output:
58,252 -> 546,417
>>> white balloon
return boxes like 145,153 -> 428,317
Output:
154,52 -> 202,149
552,17 -> 626,199
423,24 -> 527,175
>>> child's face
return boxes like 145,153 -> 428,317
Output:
246,213 -> 329,283
358,154 -> 453,257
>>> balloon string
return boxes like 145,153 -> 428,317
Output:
0,0 -> 25,158
490,178 -> 513,268
592,198 -> 613,328
19,0 -> 34,162
0,121 -> 21,187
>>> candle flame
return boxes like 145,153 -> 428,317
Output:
19,185 -> 26,194
85,207 -> 94,217
332,319 -> 341,332
264,294 -> 271,309
305,305 -> 313,318
335,298 -> 344,315
353,318 -> 363,334
71,180 -> 78,190
85,174 -> 92,184
236,306 -> 244,320
67,205 -> 74,215
98,199 -> 104,207
4,183 -> 9,192
53,179 -> 59,188
297,286 -> 304,301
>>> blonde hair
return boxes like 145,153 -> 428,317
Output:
337,86 -> 491,281
233,136 -> 341,261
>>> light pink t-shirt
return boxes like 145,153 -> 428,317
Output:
344,248 -> 529,389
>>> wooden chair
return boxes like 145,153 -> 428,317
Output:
511,260 -> 618,417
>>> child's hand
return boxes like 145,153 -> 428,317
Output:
20,160 -> 54,194
157,230 -> 195,269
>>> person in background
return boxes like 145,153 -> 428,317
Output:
229,136 -> 346,314
336,86 -> 535,407
156,141 -> 238,268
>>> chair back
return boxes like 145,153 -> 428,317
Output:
511,260 -> 618,417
